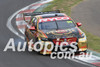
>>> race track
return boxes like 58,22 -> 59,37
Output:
0,0 -> 93,67
71,0 -> 100,37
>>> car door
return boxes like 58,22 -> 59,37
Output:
27,17 -> 38,43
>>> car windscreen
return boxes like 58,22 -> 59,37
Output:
39,20 -> 76,30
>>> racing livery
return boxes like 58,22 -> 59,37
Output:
24,10 -> 87,54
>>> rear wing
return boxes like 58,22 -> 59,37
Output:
23,10 -> 60,22
23,10 -> 60,16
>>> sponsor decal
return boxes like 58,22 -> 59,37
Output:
39,17 -> 70,22
46,29 -> 75,34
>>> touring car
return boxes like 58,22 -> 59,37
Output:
24,10 -> 87,54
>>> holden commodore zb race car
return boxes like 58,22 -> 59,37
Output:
24,10 -> 87,54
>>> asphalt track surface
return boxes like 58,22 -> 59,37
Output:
0,0 -> 91,67
71,0 -> 100,37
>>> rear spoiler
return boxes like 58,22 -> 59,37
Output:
23,10 -> 60,23
23,10 -> 60,16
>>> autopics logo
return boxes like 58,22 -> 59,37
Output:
3,38 -> 92,59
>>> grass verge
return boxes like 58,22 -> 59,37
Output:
43,0 -> 83,16
86,32 -> 100,52
42,0 -> 100,52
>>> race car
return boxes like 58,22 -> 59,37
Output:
24,10 -> 87,54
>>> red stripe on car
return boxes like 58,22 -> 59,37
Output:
39,17 -> 70,22
53,37 -> 77,45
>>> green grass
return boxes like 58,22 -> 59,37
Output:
43,0 -> 83,16
86,32 -> 100,52
42,0 -> 100,53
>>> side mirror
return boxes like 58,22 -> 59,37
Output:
29,26 -> 36,31
76,22 -> 82,27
